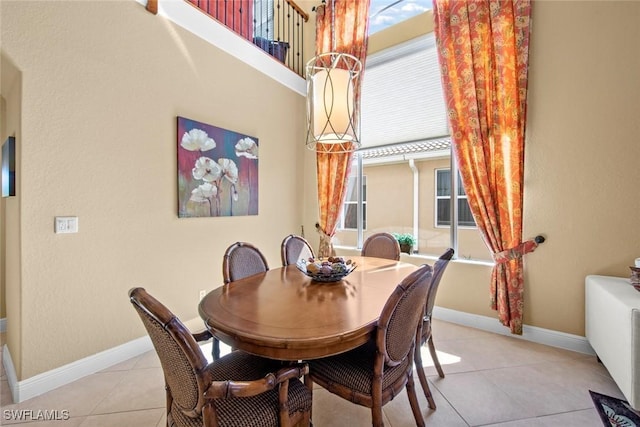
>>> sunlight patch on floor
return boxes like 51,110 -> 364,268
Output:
418,345 -> 461,366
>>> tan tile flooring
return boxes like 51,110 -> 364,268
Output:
0,320 -> 622,426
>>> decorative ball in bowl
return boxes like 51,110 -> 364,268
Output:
297,257 -> 357,283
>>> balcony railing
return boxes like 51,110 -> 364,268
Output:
186,0 -> 309,76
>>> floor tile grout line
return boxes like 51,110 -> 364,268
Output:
475,365 -> 601,415
85,366 -> 137,417
422,354 -> 597,378
426,360 -> 612,426
427,367 -> 554,427
472,408 -> 598,427
83,408 -> 165,418
423,375 -> 472,427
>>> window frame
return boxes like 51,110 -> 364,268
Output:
338,175 -> 367,231
434,168 -> 476,229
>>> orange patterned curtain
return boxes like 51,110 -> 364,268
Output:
433,0 -> 533,334
315,0 -> 370,257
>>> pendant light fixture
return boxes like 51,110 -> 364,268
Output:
306,1 -> 362,153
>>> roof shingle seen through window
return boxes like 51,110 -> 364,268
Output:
359,137 -> 451,159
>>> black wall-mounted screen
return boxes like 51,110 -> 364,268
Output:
2,136 -> 15,197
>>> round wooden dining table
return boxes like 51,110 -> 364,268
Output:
198,256 -> 419,361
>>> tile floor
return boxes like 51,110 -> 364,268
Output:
0,319 -> 622,426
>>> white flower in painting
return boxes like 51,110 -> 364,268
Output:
218,158 -> 238,184
181,128 -> 216,152
192,157 -> 222,182
190,183 -> 217,202
235,137 -> 259,159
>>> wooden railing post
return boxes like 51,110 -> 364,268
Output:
146,0 -> 158,15
285,0 -> 308,22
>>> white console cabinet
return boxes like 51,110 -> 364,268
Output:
585,275 -> 640,410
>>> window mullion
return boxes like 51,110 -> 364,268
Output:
450,154 -> 459,256
356,153 -> 364,249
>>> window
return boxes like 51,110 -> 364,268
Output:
368,0 -> 433,34
360,34 -> 448,148
339,176 -> 367,230
332,32 -> 491,261
253,0 -> 273,40
435,169 -> 476,227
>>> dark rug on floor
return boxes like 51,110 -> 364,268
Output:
590,390 -> 640,427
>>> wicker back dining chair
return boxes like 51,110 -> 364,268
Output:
361,232 -> 401,261
222,241 -> 270,284
280,234 -> 315,266
214,242 -> 270,359
414,248 -> 454,407
129,287 -> 312,427
306,264 -> 434,427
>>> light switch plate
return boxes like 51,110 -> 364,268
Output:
55,216 -> 78,234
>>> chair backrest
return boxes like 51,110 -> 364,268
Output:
281,234 -> 315,266
377,264 -> 433,365
361,232 -> 401,261
129,287 -> 208,415
424,248 -> 454,319
222,241 -> 269,284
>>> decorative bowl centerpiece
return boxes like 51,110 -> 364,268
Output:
297,256 -> 357,283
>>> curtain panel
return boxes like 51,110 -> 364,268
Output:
433,0 -> 533,334
315,0 -> 370,257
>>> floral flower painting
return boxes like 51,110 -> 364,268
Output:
177,117 -> 259,217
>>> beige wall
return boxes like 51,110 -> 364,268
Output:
1,53 -> 22,369
367,11 -> 434,55
522,1 -> 640,333
0,0 -> 312,379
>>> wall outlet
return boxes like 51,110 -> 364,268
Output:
199,290 -> 207,301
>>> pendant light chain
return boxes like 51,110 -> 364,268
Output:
330,0 -> 335,52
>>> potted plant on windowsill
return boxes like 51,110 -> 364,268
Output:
392,233 -> 416,254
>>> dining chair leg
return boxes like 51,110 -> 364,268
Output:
371,404 -> 385,427
428,336 -> 445,378
278,379 -> 292,427
212,338 -> 220,360
406,373 -> 426,427
304,374 -> 313,424
414,342 -> 437,409
295,411 -> 311,427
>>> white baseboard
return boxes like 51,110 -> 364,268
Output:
0,318 -> 6,332
3,344 -> 19,404
3,335 -> 153,403
432,306 -> 595,355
